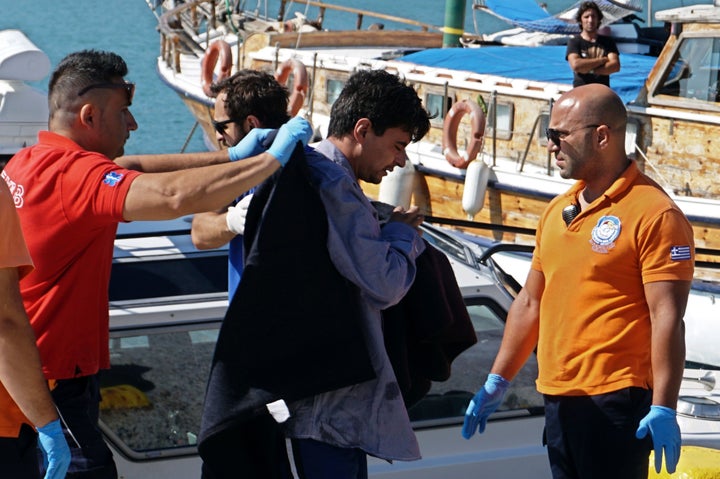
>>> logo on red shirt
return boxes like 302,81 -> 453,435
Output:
103,172 -> 124,187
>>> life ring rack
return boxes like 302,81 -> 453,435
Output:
442,99 -> 486,169
201,40 -> 233,98
274,58 -> 308,116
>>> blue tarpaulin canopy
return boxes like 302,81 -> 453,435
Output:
399,45 -> 656,104
477,0 -> 642,34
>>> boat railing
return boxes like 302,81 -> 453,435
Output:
156,0 -> 442,75
277,0 -> 441,33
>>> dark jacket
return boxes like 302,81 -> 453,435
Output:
198,147 -> 375,477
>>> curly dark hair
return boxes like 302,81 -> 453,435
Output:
210,70 -> 290,129
327,69 -> 431,143
575,1 -> 603,23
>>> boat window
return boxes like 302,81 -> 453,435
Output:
486,100 -> 514,141
326,78 -> 345,106
537,113 -> 550,146
655,36 -> 720,104
99,324 -> 219,459
109,254 -> 228,301
408,299 -> 543,426
425,93 -> 452,125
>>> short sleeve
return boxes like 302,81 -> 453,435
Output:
0,180 -> 32,278
639,208 -> 695,283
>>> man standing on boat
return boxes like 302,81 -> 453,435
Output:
1,49 -> 311,478
566,1 -> 620,87
462,84 -> 693,478
190,70 -> 290,299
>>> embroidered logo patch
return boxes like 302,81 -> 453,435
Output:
103,172 -> 124,187
590,215 -> 621,254
670,245 -> 692,261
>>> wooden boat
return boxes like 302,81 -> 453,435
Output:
151,0 -> 720,269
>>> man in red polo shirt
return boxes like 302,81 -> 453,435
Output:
2,49 -> 311,478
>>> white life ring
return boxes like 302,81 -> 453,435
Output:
442,99 -> 486,169
274,59 -> 308,116
201,40 -> 232,98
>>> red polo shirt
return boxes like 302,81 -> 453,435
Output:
3,131 -> 140,380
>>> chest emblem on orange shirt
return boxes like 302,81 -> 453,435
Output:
590,215 -> 621,254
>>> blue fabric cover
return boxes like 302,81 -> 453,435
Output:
399,45 -> 656,104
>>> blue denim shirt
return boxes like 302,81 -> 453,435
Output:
284,140 -> 425,461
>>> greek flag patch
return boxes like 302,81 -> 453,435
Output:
103,172 -> 124,187
670,245 -> 691,261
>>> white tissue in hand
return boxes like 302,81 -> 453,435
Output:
225,194 -> 253,235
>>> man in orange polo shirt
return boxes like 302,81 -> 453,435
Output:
462,84 -> 694,478
0,179 -> 70,479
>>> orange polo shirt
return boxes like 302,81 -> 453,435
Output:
0,179 -> 34,437
531,161 -> 694,396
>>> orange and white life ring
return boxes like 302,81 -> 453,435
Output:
442,99 -> 486,169
201,40 -> 232,98
274,59 -> 308,116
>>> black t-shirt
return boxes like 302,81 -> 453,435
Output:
566,35 -> 619,87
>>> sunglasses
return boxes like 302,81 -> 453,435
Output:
78,82 -> 135,104
545,124 -> 601,145
212,118 -> 239,135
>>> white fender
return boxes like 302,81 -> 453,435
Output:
462,159 -> 490,219
378,162 -> 417,209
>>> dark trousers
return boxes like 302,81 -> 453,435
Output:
50,375 -> 118,479
200,412 -> 293,479
292,438 -> 368,479
543,387 -> 653,479
0,423 -> 42,479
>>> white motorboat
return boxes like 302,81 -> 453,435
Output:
0,29 -> 49,168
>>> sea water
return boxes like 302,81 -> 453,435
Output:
0,0 -> 706,154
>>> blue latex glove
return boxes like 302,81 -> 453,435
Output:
37,418 -> 71,479
267,117 -> 313,166
636,405 -> 681,474
462,373 -> 510,439
228,128 -> 274,161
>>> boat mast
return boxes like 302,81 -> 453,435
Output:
443,0 -> 466,47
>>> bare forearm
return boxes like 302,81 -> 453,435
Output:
191,210 -> 237,249
651,319 -> 685,408
116,150 -> 230,172
645,280 -> 691,408
491,291 -> 540,381
123,152 -> 278,221
570,56 -> 608,74
0,274 -> 58,428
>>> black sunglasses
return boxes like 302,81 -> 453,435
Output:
546,124 -> 601,145
212,118 -> 240,135
78,82 -> 135,103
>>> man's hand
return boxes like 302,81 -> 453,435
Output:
462,373 -> 510,439
228,128 -> 274,161
267,117 -> 313,166
226,194 -> 253,236
636,405 -> 681,473
37,418 -> 71,479
389,205 -> 424,230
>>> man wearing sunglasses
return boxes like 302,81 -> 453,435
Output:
463,84 -> 693,478
191,70 -> 291,300
1,49 -> 311,478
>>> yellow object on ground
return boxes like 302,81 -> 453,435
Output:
99,384 -> 151,410
649,446 -> 720,478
